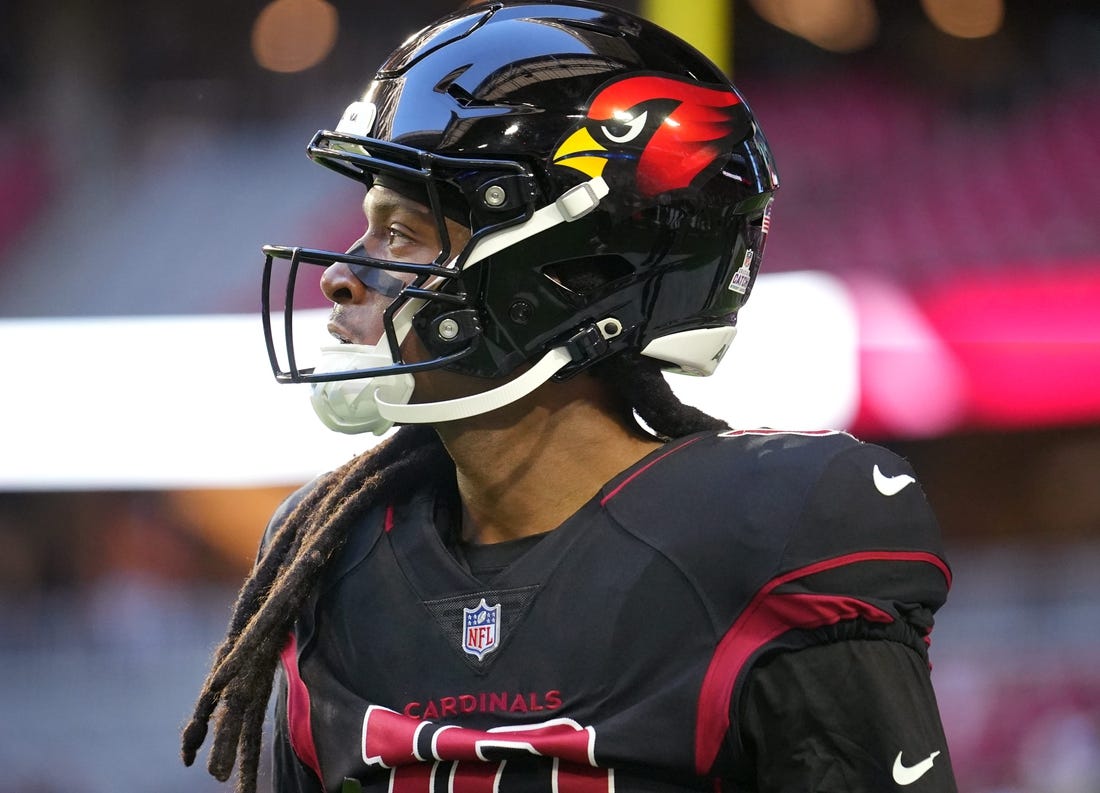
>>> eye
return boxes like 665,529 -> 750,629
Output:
385,226 -> 416,249
601,110 -> 648,144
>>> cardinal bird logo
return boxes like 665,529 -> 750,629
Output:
552,75 -> 749,197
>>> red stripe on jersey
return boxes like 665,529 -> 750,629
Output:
601,435 -> 705,506
693,550 -> 951,774
449,760 -> 501,793
280,633 -> 323,783
362,705 -> 423,766
390,760 -> 435,793
385,503 -> 395,533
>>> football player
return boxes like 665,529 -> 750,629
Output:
183,3 -> 957,792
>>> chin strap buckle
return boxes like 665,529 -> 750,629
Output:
564,324 -> 608,366
562,317 -> 623,369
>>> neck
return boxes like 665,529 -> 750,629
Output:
434,380 -> 663,545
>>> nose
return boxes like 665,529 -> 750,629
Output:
320,259 -> 368,305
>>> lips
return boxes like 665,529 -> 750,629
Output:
327,312 -> 386,347
327,324 -> 353,344
327,305 -> 357,344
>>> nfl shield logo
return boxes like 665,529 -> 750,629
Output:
462,599 -> 501,660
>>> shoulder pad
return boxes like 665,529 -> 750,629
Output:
601,430 -> 949,623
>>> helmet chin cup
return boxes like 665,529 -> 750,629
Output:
310,345 -> 415,435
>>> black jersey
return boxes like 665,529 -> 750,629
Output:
269,430 -> 956,793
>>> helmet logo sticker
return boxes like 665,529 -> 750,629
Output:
462,598 -> 501,660
552,75 -> 746,197
335,100 -> 377,136
729,249 -> 753,294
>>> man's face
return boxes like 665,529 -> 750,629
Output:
321,184 -> 472,349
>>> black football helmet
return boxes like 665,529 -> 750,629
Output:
262,0 -> 778,433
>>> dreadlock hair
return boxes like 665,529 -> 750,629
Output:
181,353 -> 726,791
594,352 -> 729,441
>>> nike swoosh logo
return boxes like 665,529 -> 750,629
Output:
892,750 -> 940,786
873,465 -> 916,497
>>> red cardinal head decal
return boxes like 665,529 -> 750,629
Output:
552,75 -> 750,197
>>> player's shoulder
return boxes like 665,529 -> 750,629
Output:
659,426 -> 920,505
711,428 -> 929,515
600,427 -> 943,580
256,467 -> 389,557
604,427 -> 868,510
256,476 -> 325,561
257,467 -> 395,581
708,427 -> 866,477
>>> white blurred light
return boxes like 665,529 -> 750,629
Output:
0,273 -> 858,490
668,271 -> 860,432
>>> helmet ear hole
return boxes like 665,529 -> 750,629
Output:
542,255 -> 635,298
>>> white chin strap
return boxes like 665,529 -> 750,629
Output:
310,342 -> 574,435
374,346 -> 574,425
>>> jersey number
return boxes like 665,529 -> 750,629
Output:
362,706 -> 612,793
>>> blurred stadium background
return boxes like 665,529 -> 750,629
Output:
1,0 -> 1099,790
